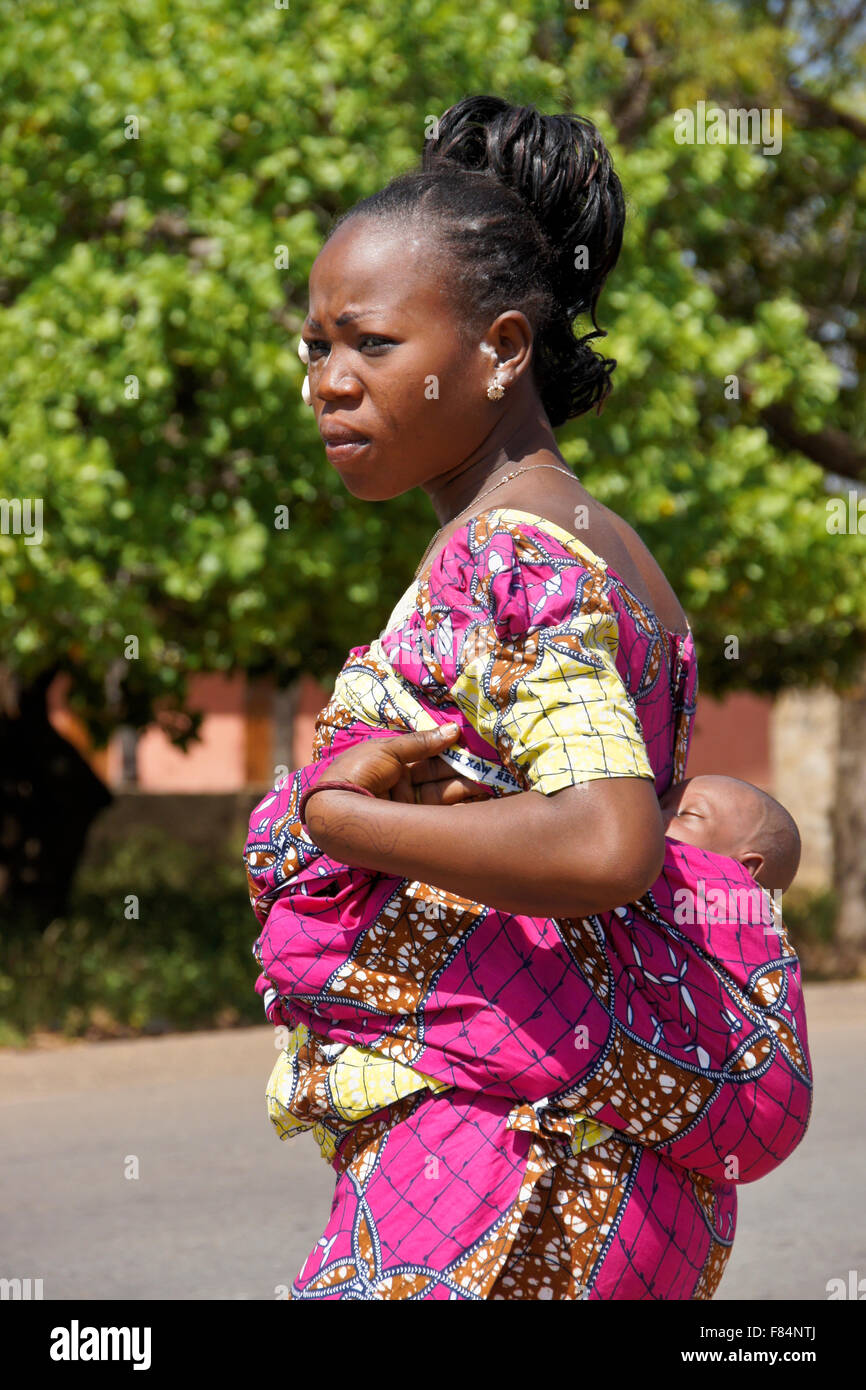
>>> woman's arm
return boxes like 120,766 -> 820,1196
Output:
304,728 -> 665,917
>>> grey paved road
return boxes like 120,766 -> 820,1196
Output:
1,982 -> 863,1301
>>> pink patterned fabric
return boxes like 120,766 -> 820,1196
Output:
244,508 -> 812,1299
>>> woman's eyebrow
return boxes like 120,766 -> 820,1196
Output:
305,308 -> 386,330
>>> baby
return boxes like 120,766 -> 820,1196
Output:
659,774 -> 801,893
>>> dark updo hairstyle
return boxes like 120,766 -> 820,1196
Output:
328,94 -> 626,428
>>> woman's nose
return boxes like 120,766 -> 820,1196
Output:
315,350 -> 363,401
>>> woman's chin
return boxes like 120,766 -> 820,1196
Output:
338,477 -> 395,501
331,459 -> 407,502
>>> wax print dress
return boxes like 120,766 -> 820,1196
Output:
244,507 -> 812,1300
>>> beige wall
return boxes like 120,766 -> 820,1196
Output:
771,688 -> 839,890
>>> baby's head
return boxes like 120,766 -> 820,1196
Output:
659,775 -> 801,892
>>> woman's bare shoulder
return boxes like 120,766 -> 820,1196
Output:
504,477 -> 690,637
598,507 -> 689,636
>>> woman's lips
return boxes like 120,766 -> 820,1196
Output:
323,437 -> 371,463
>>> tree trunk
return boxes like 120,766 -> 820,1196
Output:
272,676 -> 302,782
0,666 -> 113,930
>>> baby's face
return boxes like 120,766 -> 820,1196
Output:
659,775 -> 800,891
658,775 -> 760,862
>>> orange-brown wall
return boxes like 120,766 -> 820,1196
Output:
688,690 -> 773,792
48,671 -> 774,796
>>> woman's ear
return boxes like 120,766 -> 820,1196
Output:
483,311 -> 535,384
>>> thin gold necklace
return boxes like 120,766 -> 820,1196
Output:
412,462 -> 577,581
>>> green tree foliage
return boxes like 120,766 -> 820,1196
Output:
0,0 -> 863,729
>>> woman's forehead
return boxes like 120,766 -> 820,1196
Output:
308,219 -> 447,320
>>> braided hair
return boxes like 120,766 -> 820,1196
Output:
328,94 -> 626,428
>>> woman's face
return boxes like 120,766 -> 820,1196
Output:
301,216 -> 508,501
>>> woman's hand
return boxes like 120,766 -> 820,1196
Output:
391,750 -> 491,806
307,724 -> 487,817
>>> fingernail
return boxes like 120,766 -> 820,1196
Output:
441,722 -> 459,735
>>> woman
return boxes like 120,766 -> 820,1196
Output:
244,96 -> 811,1299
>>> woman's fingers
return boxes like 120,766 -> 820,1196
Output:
414,777 -> 488,805
390,756 -> 487,806
409,755 -> 457,785
389,768 -> 416,804
381,724 -> 461,766
371,727 -> 486,806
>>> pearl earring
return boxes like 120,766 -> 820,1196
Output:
479,344 -> 505,400
298,337 -> 312,407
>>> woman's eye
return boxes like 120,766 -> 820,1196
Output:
304,335 -> 394,360
359,335 -> 394,351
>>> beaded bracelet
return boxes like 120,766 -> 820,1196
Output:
297,778 -> 377,823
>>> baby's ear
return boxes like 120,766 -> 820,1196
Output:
740,850 -> 765,882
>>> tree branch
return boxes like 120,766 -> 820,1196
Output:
786,81 -> 866,141
612,23 -> 665,145
788,0 -> 866,74
757,397 -> 866,481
